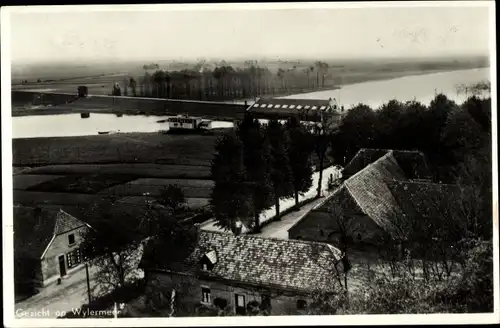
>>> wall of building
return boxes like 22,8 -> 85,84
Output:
41,226 -> 88,286
145,271 -> 310,316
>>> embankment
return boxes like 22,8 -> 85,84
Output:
12,91 -> 248,120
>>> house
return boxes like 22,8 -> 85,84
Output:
288,149 -> 462,245
140,230 -> 344,316
246,97 -> 345,123
14,205 -> 91,287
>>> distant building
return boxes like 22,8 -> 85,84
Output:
14,206 -> 91,287
140,230 -> 344,316
246,97 -> 345,123
288,149 -> 461,245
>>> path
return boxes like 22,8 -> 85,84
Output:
15,265 -> 100,318
201,165 -> 340,237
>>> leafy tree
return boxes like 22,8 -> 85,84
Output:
237,113 -> 274,232
157,184 -> 186,214
330,104 -> 377,166
210,131 -> 253,232
129,78 -> 137,97
375,99 -> 405,148
122,78 -> 128,96
80,204 -> 144,295
285,116 -> 313,207
265,119 -> 294,219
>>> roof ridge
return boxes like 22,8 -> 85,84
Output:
202,229 -> 341,251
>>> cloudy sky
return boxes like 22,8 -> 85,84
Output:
7,3 -> 492,64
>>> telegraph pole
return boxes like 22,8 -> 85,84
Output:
85,262 -> 92,303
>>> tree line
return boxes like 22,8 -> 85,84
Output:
210,115 -> 316,233
114,61 -> 333,101
308,93 -> 493,314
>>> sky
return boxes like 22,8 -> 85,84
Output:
7,3 -> 492,64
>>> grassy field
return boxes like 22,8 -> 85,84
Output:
12,127 -> 328,216
13,132 -> 221,166
12,132 -> 220,213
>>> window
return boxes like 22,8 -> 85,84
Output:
201,287 -> 211,304
67,248 -> 82,269
267,104 -> 273,108
320,106 -> 326,110
253,104 -> 260,108
274,105 -> 281,108
297,299 -> 307,310
68,234 -> 75,246
296,105 -> 303,109
304,105 -> 311,109
289,105 -> 296,109
282,105 -> 289,109
311,106 -> 318,110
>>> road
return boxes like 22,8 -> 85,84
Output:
201,165 -> 340,237
15,265 -> 100,319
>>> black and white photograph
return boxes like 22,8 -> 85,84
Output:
1,2 -> 498,326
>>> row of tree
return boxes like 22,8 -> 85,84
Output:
114,61 -> 333,101
210,115 -> 316,233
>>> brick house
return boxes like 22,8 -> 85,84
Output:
140,230 -> 344,316
288,149 -> 461,245
14,205 -> 91,287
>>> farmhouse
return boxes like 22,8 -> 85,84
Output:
140,230 -> 344,316
288,148 -> 462,244
14,205 -> 91,287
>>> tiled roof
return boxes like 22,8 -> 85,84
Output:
294,149 -> 455,240
342,149 -> 432,180
344,152 -> 406,235
391,150 -> 433,180
342,149 -> 389,178
14,205 -> 86,259
144,230 -> 343,293
387,181 -> 463,222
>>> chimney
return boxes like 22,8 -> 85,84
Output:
234,220 -> 242,236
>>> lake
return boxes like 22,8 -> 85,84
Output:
12,114 -> 233,139
12,68 -> 490,139
281,67 -> 490,109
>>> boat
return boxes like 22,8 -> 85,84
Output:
98,130 -> 121,135
166,114 -> 212,134
80,113 -> 90,118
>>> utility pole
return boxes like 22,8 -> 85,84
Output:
85,262 -> 91,303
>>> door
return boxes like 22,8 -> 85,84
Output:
58,255 -> 67,277
234,294 -> 246,315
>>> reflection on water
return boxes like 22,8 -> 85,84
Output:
12,114 -> 234,139
12,68 -> 490,139
281,68 -> 490,109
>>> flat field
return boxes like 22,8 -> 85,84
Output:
12,56 -> 489,96
13,132 -> 222,213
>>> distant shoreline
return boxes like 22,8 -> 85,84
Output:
11,66 -> 489,118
